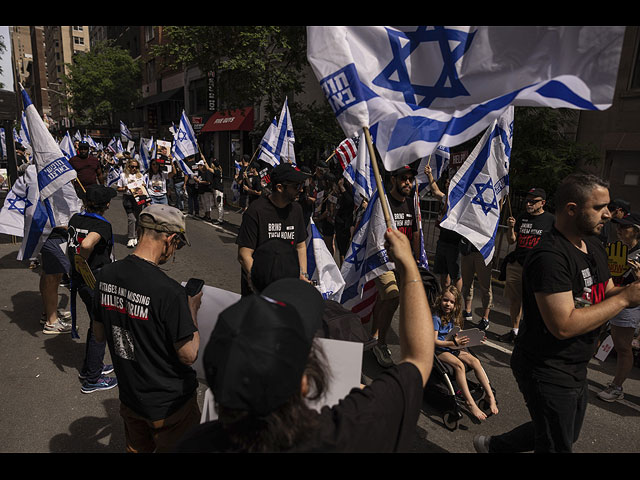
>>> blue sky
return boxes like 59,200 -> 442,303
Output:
0,26 -> 14,91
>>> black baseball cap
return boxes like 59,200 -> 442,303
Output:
390,165 -> 418,177
84,184 -> 117,206
78,141 -> 90,150
270,163 -> 311,186
609,198 -> 631,214
526,187 -> 546,200
250,238 -> 300,293
612,212 -> 640,228
203,279 -> 325,416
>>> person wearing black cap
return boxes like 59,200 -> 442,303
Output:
176,227 -> 434,452
597,211 -> 640,402
371,164 -> 420,368
475,173 -> 640,453
598,197 -> 630,246
92,204 -> 202,452
67,184 -> 118,393
236,162 -> 311,296
501,187 -> 555,343
69,141 -> 103,191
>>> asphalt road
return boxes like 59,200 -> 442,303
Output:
0,192 -> 638,454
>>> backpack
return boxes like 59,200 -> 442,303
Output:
320,300 -> 377,351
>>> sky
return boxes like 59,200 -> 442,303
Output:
0,26 -> 14,91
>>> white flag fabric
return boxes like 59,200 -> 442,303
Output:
307,26 -> 625,171
343,131 -> 376,204
277,97 -> 296,164
120,121 -> 133,143
172,110 -> 199,163
139,137 -> 155,171
340,188 -> 395,309
439,106 -> 514,265
106,165 -> 121,187
17,165 -> 81,261
416,145 -> 450,197
306,219 -> 345,301
257,116 -> 280,167
0,173 -> 30,237
20,86 -> 77,201
59,131 -> 76,160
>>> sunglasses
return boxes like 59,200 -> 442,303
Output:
525,198 -> 543,204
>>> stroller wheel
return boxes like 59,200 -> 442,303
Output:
443,411 -> 460,431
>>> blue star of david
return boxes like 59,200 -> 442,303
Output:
177,128 -> 188,142
373,26 -> 476,109
6,187 -> 32,215
344,241 -> 366,271
471,179 -> 498,215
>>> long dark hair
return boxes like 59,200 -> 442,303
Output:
215,341 -> 330,452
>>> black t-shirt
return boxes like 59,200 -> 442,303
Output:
211,164 -> 224,191
236,195 -> 307,250
247,175 -> 263,203
197,169 -> 214,194
92,255 -> 198,421
513,211 -> 555,264
174,362 -> 423,453
388,194 -> 417,242
512,227 -> 611,387
67,212 -> 114,283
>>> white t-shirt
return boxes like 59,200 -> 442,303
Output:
147,171 -> 169,197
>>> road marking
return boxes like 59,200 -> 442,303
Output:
483,339 -> 513,355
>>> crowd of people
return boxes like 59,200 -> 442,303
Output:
8,136 -> 640,453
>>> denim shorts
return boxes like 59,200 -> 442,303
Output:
41,236 -> 70,275
609,306 -> 640,329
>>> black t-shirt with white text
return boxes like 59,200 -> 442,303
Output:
513,211 -> 555,264
388,194 -> 417,242
513,227 -> 611,387
92,255 -> 198,421
236,195 -> 307,250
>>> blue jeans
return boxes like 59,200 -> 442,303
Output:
488,350 -> 588,453
173,181 -> 185,211
150,194 -> 168,205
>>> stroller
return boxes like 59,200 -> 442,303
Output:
418,267 -> 496,430
423,351 -> 496,431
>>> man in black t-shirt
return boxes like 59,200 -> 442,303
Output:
476,173 -> 640,454
93,204 -> 202,453
68,184 -> 118,393
501,187 -> 555,343
371,165 -> 419,369
236,162 -> 311,296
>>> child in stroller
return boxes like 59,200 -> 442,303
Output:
429,284 -> 498,425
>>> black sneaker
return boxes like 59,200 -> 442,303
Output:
478,318 -> 490,331
498,330 -> 516,344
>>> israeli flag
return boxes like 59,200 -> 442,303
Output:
106,166 -> 121,188
19,111 -> 31,148
343,131 -> 376,204
440,106 -> 514,265
107,137 -> 124,154
416,145 -> 449,197
59,131 -> 76,160
83,134 -> 99,150
0,172 -> 29,237
340,187 -> 395,308
73,130 -> 82,142
306,219 -> 346,301
257,98 -> 296,166
172,110 -> 198,162
17,165 -> 81,261
120,121 -> 133,143
307,26 -> 625,171
20,85 -> 77,201
139,137 -> 155,171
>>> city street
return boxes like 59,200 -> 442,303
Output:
0,192 -> 639,453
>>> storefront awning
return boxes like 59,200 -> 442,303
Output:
201,107 -> 254,132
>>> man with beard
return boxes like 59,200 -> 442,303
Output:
236,162 -> 311,296
474,173 -> 640,454
69,141 -> 104,193
501,187 -> 555,344
371,165 -> 420,368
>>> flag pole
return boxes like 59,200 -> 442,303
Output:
324,151 -> 336,164
362,126 -> 392,229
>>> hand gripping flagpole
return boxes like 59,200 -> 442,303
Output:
363,126 -> 393,229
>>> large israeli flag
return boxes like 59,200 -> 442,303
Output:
440,106 -> 514,265
257,116 -> 280,167
343,131 -> 376,204
307,26 -> 625,171
17,165 -> 81,261
277,97 -> 296,164
306,219 -> 345,301
0,173 -> 29,237
139,136 -> 155,171
20,86 -> 77,201
59,131 -> 76,160
340,187 -> 395,308
416,145 -> 449,197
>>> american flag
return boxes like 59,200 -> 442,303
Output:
334,136 -> 359,170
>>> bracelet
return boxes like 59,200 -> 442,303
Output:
452,336 -> 458,346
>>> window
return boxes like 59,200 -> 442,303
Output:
73,36 -> 85,45
623,172 -> 639,186
73,26 -> 83,32
144,26 -> 155,43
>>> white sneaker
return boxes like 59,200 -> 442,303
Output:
597,383 -> 624,402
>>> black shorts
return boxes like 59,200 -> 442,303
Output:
433,241 -> 460,279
